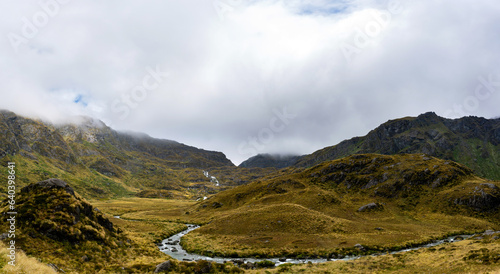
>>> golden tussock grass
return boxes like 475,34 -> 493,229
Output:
0,241 -> 56,274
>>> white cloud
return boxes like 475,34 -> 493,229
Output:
1,0 -> 499,164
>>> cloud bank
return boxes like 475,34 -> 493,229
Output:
1,0 -> 499,164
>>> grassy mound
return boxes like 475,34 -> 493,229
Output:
0,179 -> 168,273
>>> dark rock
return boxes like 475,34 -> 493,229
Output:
354,243 -> 365,251
493,235 -> 499,240
279,257 -> 287,262
232,259 -> 245,265
154,261 -> 172,273
171,247 -> 178,252
21,178 -> 75,197
454,184 -> 500,212
375,227 -> 384,231
212,202 -> 223,208
243,262 -> 255,269
47,263 -> 64,273
358,203 -> 383,212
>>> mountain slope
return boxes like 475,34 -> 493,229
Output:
0,110 -> 253,199
295,112 -> 500,180
183,153 -> 500,258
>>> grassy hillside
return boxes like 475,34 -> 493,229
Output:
181,154 -> 500,258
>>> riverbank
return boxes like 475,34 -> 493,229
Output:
158,224 -> 499,267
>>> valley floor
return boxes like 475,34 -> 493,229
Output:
1,197 -> 499,273
93,197 -> 500,273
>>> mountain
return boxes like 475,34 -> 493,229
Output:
0,110 -> 268,199
185,153 -> 500,258
294,112 -> 500,180
239,154 -> 301,169
0,110 -> 233,168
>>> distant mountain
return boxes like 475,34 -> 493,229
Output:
239,154 -> 301,169
0,110 -> 244,198
294,112 -> 500,180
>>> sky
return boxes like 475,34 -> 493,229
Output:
1,0 -> 500,165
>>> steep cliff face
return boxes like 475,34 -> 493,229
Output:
295,112 -> 500,180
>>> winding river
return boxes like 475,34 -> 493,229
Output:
158,224 -> 482,266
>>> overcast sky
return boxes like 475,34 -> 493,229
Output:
1,0 -> 500,165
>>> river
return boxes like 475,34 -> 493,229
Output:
158,224 -> 482,266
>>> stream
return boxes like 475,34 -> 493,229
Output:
158,224 -> 480,266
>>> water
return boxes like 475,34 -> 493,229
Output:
158,224 -> 478,266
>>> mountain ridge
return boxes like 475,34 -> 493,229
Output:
237,112 -> 500,180
0,110 -> 244,199
294,112 -> 500,180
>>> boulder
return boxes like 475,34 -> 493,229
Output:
358,203 -> 383,212
154,261 -> 172,273
354,244 -> 365,251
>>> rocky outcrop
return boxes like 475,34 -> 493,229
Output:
454,183 -> 500,211
358,203 -> 384,212
7,179 -> 120,243
21,178 -> 76,197
154,261 -> 172,273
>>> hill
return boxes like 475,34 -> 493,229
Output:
294,112 -> 500,180
239,154 -> 301,169
0,179 -> 169,272
0,110 -> 275,199
183,154 -> 500,258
